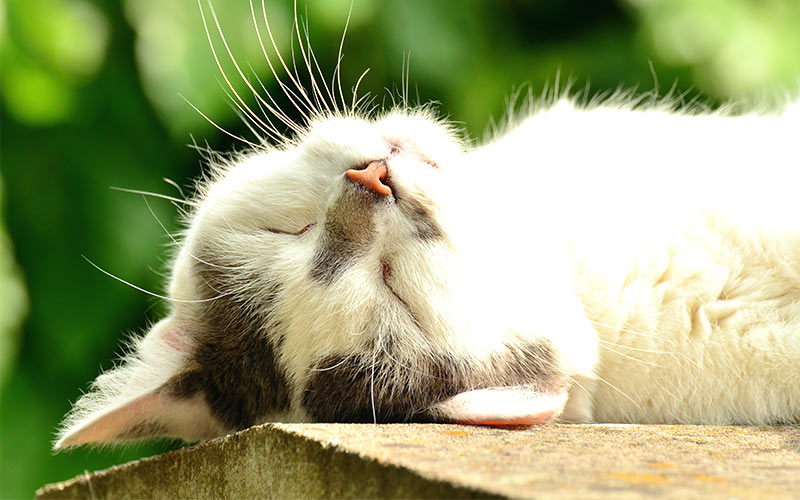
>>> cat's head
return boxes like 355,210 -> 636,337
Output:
54,108 -> 588,448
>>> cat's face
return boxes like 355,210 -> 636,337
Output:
171,111 -> 494,423
55,110 -> 581,448
179,106 -> 578,423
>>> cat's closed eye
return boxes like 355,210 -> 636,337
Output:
262,224 -> 313,235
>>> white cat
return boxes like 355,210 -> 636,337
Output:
54,13 -> 800,448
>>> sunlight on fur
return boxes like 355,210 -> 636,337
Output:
55,0 -> 800,449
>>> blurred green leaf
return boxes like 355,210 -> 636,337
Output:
0,0 -> 109,124
0,176 -> 28,389
626,0 -> 800,99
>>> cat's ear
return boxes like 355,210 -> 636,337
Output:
54,318 -> 226,449
430,387 -> 568,426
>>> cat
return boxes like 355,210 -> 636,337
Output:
54,7 -> 800,449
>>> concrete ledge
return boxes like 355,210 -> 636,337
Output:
37,424 -> 799,499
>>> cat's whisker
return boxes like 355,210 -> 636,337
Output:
82,256 -> 230,304
188,135 -> 227,171
308,357 -> 350,372
245,62 -> 296,142
247,66 -> 306,142
233,63 -> 293,140
109,186 -> 198,208
386,86 -> 397,110
207,7 -> 279,137
141,196 -> 242,271
589,314 -> 696,368
259,0 -> 318,118
333,3 -> 353,114
370,336 -> 379,424
162,178 -> 187,201
222,87 -> 270,143
301,19 -> 338,115
358,97 -> 380,119
289,37 -> 307,113
202,6 -> 294,144
351,68 -> 371,112
203,2 -> 300,140
292,1 -> 330,116
199,1 -> 262,131
577,294 -> 705,371
250,0 -> 313,127
180,94 -> 263,149
403,52 -> 412,110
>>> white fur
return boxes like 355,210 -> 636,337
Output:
475,99 -> 800,423
56,96 -> 800,448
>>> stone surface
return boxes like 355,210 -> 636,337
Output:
37,424 -> 800,499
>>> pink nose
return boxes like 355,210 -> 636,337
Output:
346,160 -> 392,195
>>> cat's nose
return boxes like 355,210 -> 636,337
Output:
346,160 -> 392,195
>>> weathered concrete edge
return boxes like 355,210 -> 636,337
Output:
36,424 -> 501,500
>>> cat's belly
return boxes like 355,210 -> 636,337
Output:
576,214 -> 800,424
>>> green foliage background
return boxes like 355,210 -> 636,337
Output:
1,0 -> 797,497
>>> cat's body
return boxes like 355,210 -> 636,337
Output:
495,100 -> 800,424
55,89 -> 800,446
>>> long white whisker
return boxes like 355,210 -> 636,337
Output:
82,256 -> 228,304
246,62 -> 303,140
259,0 -> 317,117
302,20 -> 337,114
351,67 -> 370,111
162,178 -> 186,200
402,52 -> 411,109
244,62 -> 296,141
199,1 -> 258,124
249,2 -> 311,128
180,94 -> 262,149
110,186 -> 198,207
141,196 -> 240,271
204,1 -> 298,139
371,339 -> 378,424
334,2 -> 353,114
308,357 -> 350,372
293,1 -> 328,114
220,84 -> 271,143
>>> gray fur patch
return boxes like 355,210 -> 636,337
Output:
302,334 -> 560,423
399,197 -> 443,241
310,183 -> 384,283
183,255 -> 291,431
